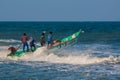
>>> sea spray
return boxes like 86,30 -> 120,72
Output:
17,47 -> 120,65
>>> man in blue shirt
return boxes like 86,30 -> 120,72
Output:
29,36 -> 36,51
47,32 -> 53,48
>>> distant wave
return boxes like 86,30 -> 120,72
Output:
0,39 -> 21,43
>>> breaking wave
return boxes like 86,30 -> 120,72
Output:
0,39 -> 21,43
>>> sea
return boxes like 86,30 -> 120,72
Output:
0,21 -> 120,80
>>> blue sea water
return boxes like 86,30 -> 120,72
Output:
0,22 -> 120,80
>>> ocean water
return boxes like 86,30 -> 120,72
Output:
0,22 -> 120,80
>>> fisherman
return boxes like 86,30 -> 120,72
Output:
40,32 -> 46,46
29,36 -> 36,52
47,32 -> 53,48
8,46 -> 17,56
21,33 -> 29,52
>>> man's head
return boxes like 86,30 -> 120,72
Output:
50,32 -> 53,34
30,36 -> 33,38
23,33 -> 26,36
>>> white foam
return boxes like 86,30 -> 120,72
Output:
1,44 -> 119,65
27,53 -> 119,65
18,47 -> 48,60
17,47 -> 120,65
0,50 -> 10,59
0,46 -> 9,50
0,39 -> 21,43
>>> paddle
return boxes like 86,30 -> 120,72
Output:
16,43 -> 22,51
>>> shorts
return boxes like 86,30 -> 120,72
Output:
30,44 -> 35,47
48,41 -> 53,44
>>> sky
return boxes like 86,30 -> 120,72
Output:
0,0 -> 120,21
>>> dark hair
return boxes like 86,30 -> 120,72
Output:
23,33 -> 26,36
42,33 -> 45,35
50,32 -> 53,34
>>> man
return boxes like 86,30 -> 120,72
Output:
8,46 -> 17,56
21,33 -> 29,52
47,32 -> 53,48
40,32 -> 45,46
29,36 -> 36,52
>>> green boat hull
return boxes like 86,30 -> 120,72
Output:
48,29 -> 82,52
61,29 -> 82,43
8,48 -> 37,57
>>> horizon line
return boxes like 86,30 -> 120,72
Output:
0,21 -> 120,22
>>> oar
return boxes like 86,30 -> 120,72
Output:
16,43 -> 22,51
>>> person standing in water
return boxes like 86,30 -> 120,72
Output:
40,32 -> 46,46
21,33 -> 29,52
47,32 -> 53,48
